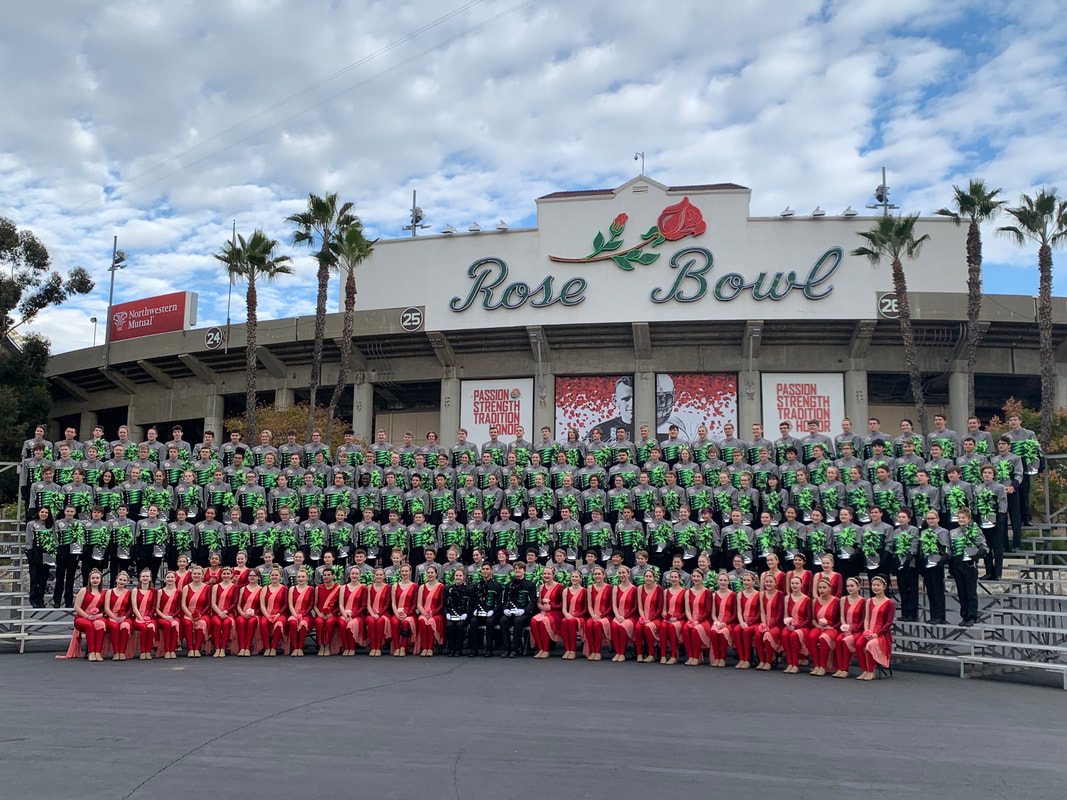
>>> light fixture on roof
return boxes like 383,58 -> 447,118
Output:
842,206 -> 858,217
468,222 -> 482,233
780,206 -> 794,217
441,224 -> 457,235
811,207 -> 825,217
496,220 -> 508,231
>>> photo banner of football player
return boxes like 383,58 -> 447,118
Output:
655,373 -> 738,441
761,373 -> 844,434
460,379 -> 534,444
555,375 -> 634,442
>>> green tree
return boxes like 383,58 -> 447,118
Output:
214,230 -> 292,437
0,217 -> 93,502
852,214 -> 932,433
935,180 -> 1004,414
997,189 -> 1067,448
325,223 -> 375,441
286,193 -> 357,441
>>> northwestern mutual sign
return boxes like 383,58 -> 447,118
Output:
110,291 -> 198,342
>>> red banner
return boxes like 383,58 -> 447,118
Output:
109,292 -> 196,342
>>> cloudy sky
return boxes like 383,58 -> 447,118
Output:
2,0 -> 1066,353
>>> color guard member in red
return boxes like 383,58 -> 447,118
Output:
560,569 -> 588,660
633,567 -> 663,662
531,566 -> 564,658
708,571 -> 737,667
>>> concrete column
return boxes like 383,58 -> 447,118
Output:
1056,373 -> 1067,416
275,387 -> 294,411
947,366 -> 969,434
738,377 -> 762,432
203,394 -> 224,439
125,402 -> 144,444
351,381 -> 374,443
634,370 -> 655,435
844,370 -> 869,428
532,370 -> 555,436
78,411 -> 98,441
439,377 -> 460,441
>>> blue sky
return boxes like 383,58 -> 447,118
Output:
2,0 -> 1066,353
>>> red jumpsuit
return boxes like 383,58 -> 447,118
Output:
235,585 -> 262,653
210,583 -> 239,652
531,582 -> 564,652
683,588 -> 712,660
204,567 -> 223,587
863,597 -> 895,669
182,584 -> 212,653
416,582 -> 445,651
72,590 -> 106,656
314,583 -> 343,652
391,583 -> 418,654
287,586 -> 315,651
835,596 -> 869,673
634,584 -> 663,658
233,567 -> 251,587
156,588 -> 182,654
709,590 -> 738,661
173,571 -> 192,592
583,585 -> 613,658
754,590 -> 785,664
106,588 -> 133,656
609,584 -> 638,657
132,587 -> 157,655
560,586 -> 588,653
782,594 -> 812,667
367,584 -> 393,651
807,596 -> 840,670
657,588 -> 687,660
767,571 -> 787,593
730,590 -> 761,664
260,585 -> 289,652
339,583 -> 368,650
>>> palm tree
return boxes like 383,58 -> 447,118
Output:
852,214 -> 932,433
286,193 -> 357,440
935,180 -> 1004,414
214,230 -> 293,436
998,189 -> 1067,448
324,222 -> 376,441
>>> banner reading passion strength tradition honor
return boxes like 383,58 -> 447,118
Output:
460,379 -> 534,444
761,373 -> 844,433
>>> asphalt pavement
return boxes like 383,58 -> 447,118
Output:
1,652 -> 1064,800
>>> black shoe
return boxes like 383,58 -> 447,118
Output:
484,650 -> 493,658
961,619 -> 975,627
929,619 -> 947,625
508,651 -> 517,658
468,650 -> 477,658
500,650 -> 510,658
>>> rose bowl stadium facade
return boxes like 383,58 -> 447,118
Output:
43,176 -> 1067,445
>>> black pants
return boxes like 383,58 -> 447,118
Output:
837,553 -> 862,582
53,549 -> 79,607
469,614 -> 498,653
445,618 -> 469,653
27,552 -> 50,607
920,564 -> 946,622
499,612 -> 531,654
896,566 -> 919,620
1020,473 -> 1031,525
950,559 -> 979,623
983,514 -> 1007,580
1006,489 -> 1022,549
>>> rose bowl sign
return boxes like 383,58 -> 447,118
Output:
110,292 -> 198,342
